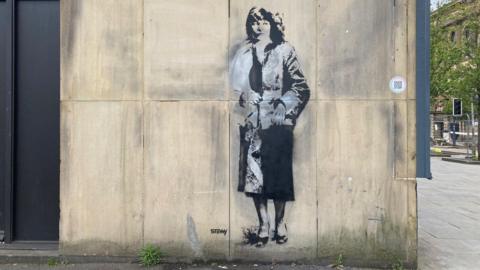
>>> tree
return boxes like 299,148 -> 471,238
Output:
430,16 -> 464,111
453,20 -> 480,157
432,0 -> 452,11
430,3 -> 480,158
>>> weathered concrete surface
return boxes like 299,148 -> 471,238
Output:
61,0 -> 143,100
60,102 -> 144,255
59,0 -> 417,266
394,100 -> 417,179
418,157 -> 480,270
229,103 -> 317,261
406,0 -> 417,101
317,0 -> 412,100
316,101 -> 416,266
229,0 -> 317,100
144,0 -> 229,100
143,102 -> 229,260
313,2 -> 417,266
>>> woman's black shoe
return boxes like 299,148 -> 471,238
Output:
255,236 -> 268,248
274,234 -> 288,244
273,224 -> 288,244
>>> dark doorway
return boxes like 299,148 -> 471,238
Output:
1,0 -> 59,242
0,0 -> 8,241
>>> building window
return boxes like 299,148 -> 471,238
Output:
464,29 -> 470,42
450,31 -> 457,43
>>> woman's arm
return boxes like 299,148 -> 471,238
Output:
230,45 -> 252,107
280,45 -> 310,122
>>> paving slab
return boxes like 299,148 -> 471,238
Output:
418,157 -> 480,270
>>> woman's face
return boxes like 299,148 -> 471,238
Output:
251,19 -> 271,38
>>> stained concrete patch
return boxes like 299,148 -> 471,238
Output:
60,102 -> 144,255
61,0 -> 143,100
316,0 -> 411,100
143,101 -> 229,260
316,101 -> 416,262
144,0 -> 229,100
187,215 -> 205,259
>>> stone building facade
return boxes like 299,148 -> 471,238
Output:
432,0 -> 480,46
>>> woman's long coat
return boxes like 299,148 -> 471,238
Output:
231,41 -> 310,129
230,41 -> 310,197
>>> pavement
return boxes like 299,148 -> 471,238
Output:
0,262 -> 365,270
1,157 -> 479,269
418,157 -> 480,269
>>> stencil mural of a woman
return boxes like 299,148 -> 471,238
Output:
230,7 -> 310,248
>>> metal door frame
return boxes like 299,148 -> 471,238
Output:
3,0 -> 16,243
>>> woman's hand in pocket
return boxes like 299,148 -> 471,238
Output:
272,103 -> 286,125
248,91 -> 262,105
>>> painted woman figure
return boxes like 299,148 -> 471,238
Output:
230,7 -> 310,247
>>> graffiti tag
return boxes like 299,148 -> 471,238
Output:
210,229 -> 228,235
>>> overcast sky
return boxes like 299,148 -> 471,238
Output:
431,0 -> 451,10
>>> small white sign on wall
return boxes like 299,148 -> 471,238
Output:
389,76 -> 407,94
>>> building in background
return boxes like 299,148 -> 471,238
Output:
430,0 -> 480,153
432,0 -> 479,47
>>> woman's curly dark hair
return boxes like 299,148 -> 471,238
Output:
245,7 -> 285,44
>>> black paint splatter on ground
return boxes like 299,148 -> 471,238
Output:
241,226 -> 259,245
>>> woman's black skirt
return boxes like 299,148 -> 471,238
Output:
238,125 -> 295,201
259,125 -> 295,201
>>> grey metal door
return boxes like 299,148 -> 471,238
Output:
1,0 -> 59,242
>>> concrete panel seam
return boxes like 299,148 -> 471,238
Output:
61,98 -> 419,102
228,105 -> 231,259
315,0 -> 319,259
141,0 -> 145,247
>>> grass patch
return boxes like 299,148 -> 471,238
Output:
47,258 -> 68,267
47,258 -> 59,267
138,244 -> 164,267
330,253 -> 344,269
391,258 -> 404,270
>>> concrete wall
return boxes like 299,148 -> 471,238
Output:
60,0 -> 417,267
